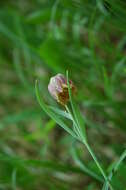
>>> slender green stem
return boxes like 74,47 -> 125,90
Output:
66,71 -> 113,189
65,106 -> 113,190
65,105 -> 81,138
67,99 -> 105,184
66,71 -> 80,128
83,139 -> 107,181
65,105 -> 86,143
82,139 -> 113,190
65,106 -> 109,182
81,137 -> 114,189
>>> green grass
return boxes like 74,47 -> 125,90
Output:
0,0 -> 126,189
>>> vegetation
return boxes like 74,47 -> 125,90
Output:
0,0 -> 126,189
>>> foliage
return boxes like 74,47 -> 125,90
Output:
0,0 -> 126,189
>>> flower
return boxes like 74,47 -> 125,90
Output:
48,73 -> 75,105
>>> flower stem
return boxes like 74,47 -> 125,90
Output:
82,139 -> 114,189
83,139 -> 107,180
65,105 -> 81,138
65,105 -> 113,190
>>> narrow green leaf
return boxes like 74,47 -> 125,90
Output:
48,106 -> 72,120
114,149 -> 126,172
66,70 -> 87,140
102,149 -> 126,189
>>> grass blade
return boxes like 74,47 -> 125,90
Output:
102,149 -> 126,189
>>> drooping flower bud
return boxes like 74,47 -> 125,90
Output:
48,73 -> 75,105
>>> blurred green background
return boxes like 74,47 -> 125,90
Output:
0,0 -> 126,189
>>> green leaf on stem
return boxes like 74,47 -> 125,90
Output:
66,70 -> 87,141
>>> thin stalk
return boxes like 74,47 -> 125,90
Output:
79,131 -> 113,189
66,71 -> 80,129
81,137 -> 114,189
82,138 -> 114,190
65,106 -> 109,182
83,139 -> 107,181
65,105 -> 81,138
65,107 -> 113,190
66,71 -> 113,189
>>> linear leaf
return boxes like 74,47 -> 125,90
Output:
66,70 -> 87,140
48,106 -> 72,120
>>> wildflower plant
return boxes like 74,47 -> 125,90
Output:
35,71 -> 126,190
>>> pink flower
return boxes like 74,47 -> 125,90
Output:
48,74 -> 75,105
